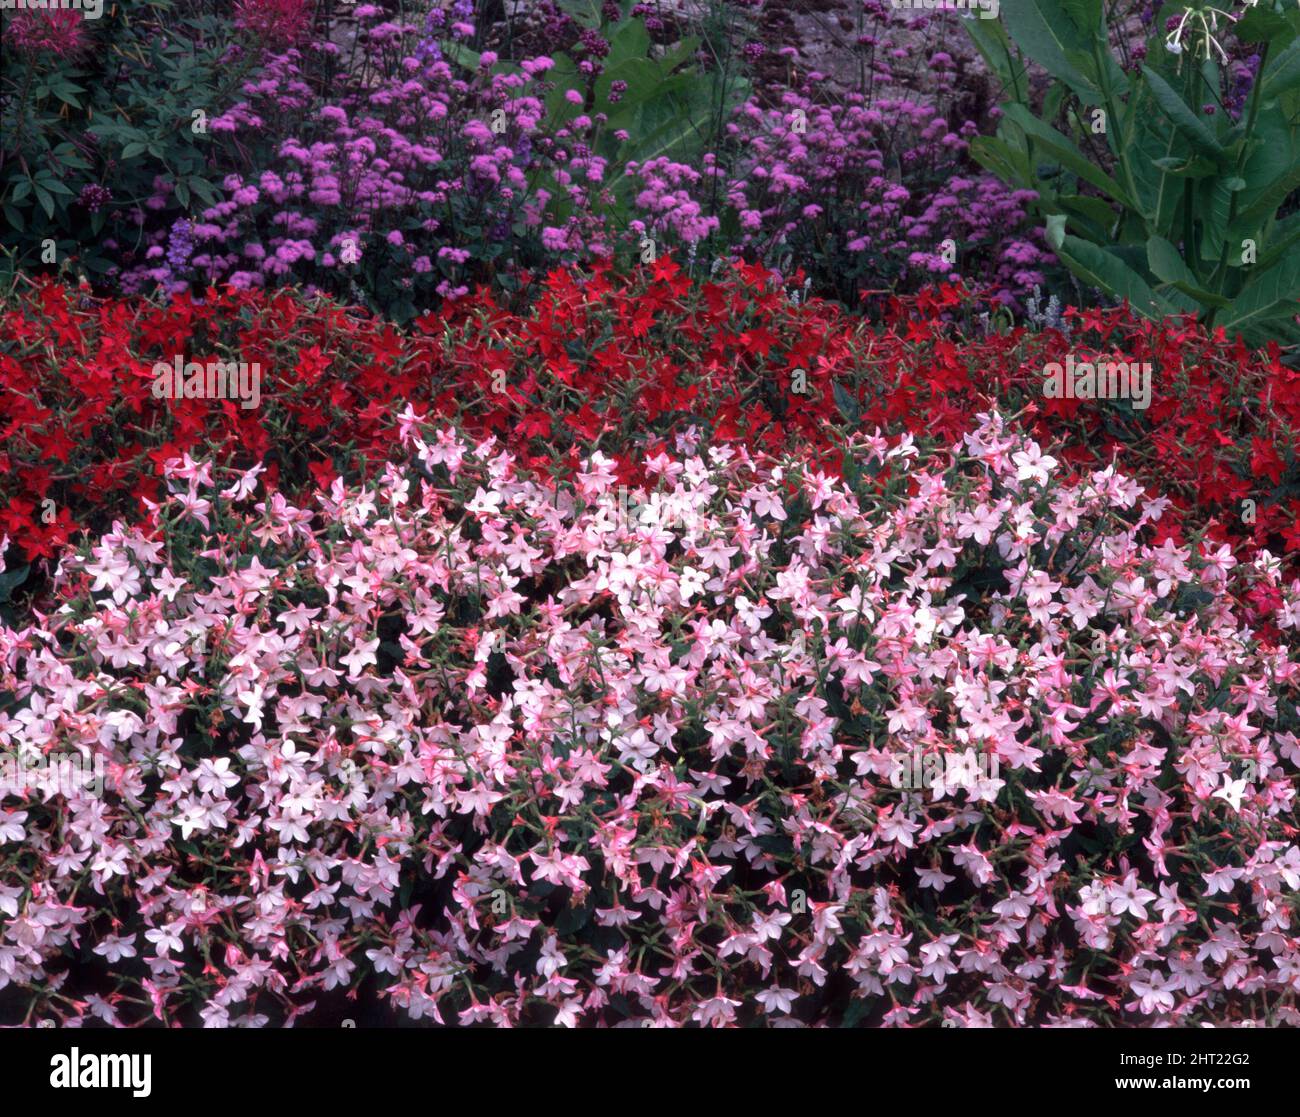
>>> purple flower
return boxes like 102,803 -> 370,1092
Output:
78,183 -> 112,213
166,219 -> 195,273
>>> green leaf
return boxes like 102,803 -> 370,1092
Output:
1058,193 -> 1117,232
189,178 -> 219,207
606,17 -> 651,66
35,175 -> 73,197
1060,0 -> 1103,36
1231,165 -> 1300,237
1147,235 -> 1229,308
595,58 -> 660,113
1169,281 -> 1231,309
1128,90 -> 1192,229
969,134 -> 1033,189
1258,212 -> 1300,270
1231,102 -> 1300,230
1220,253 -> 1300,335
1141,66 -> 1223,158
1150,154 -> 1219,178
842,997 -> 872,1028
1052,234 -> 1166,319
441,40 -> 481,70
1001,103 -> 1133,206
0,565 -> 30,604
554,899 -> 593,935
833,381 -> 860,425
1264,38 -> 1300,96
121,141 -> 148,159
1146,235 -> 1194,285
1001,0 -> 1103,102
32,185 -> 54,220
655,35 -> 701,74
962,16 -> 1027,101
51,85 -> 83,108
1238,5 -> 1294,45
1198,175 -> 1236,261
1045,213 -> 1068,250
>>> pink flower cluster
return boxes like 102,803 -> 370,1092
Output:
3,413 -> 1298,1026
1,7 -> 91,59
234,0 -> 314,50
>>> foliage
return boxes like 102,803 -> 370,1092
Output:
0,0 -> 263,286
967,0 -> 1300,344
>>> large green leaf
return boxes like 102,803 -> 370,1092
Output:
1197,175 -> 1237,262
1001,104 -> 1133,206
1220,253 -> 1300,334
0,565 -> 29,605
1058,193 -> 1117,238
1234,102 -> 1300,223
1263,36 -> 1300,96
1146,235 -> 1230,309
1125,89 -> 1193,231
962,16 -> 1028,102
1052,234 -> 1168,319
1230,162 -> 1300,238
1258,211 -> 1300,270
1238,5 -> 1295,45
969,134 -> 1034,190
606,17 -> 651,67
1141,66 -> 1224,158
1146,235 -> 1195,285
441,40 -> 481,70
595,58 -> 661,114
1060,0 -> 1103,35
1001,0 -> 1103,102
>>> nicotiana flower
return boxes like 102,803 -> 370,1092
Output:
3,409 -> 1298,1028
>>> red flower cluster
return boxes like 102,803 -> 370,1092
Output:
2,264 -> 1295,578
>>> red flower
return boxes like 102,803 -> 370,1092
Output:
1249,435 -> 1285,485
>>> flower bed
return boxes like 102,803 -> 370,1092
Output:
2,268 -> 1296,581
2,412 -> 1298,1026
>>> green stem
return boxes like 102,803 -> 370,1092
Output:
1205,40 -> 1271,311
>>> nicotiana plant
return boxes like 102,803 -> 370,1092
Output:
967,0 -> 1300,345
2,410 -> 1299,1026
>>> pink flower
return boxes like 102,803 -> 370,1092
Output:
3,9 -> 90,58
234,0 -> 314,49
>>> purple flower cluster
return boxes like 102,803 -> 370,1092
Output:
112,4 -> 751,307
77,183 -> 112,213
165,218 -> 195,274
106,0 -> 1048,311
1225,54 -> 1261,119
415,6 -> 445,65
713,87 -> 1050,304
